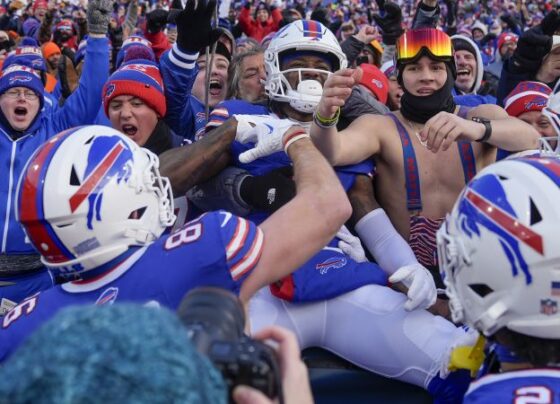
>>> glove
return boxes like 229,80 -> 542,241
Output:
372,2 -> 403,45
176,0 -> 222,53
479,32 -> 496,47
510,10 -> 560,74
239,166 -> 295,213
87,0 -> 113,35
233,115 -> 298,163
500,13 -> 518,31
389,264 -> 437,311
146,9 -> 169,34
336,226 -> 368,263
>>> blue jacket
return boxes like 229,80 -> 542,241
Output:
0,37 -> 110,256
159,44 -> 207,141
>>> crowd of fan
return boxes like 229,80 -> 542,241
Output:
0,0 -> 559,402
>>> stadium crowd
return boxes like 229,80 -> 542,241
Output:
0,0 -> 559,402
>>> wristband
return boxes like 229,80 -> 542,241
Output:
472,117 -> 492,143
313,107 -> 340,128
283,129 -> 310,153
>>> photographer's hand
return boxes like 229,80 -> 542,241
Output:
233,326 -> 313,404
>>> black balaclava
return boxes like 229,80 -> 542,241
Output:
398,50 -> 457,124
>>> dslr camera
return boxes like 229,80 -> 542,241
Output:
178,287 -> 282,402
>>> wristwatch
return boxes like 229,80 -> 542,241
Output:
471,117 -> 492,143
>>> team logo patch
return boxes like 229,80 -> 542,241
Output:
540,298 -> 558,316
316,257 -> 347,275
105,83 -> 116,98
371,79 -> 383,89
9,75 -> 32,84
95,287 -> 119,305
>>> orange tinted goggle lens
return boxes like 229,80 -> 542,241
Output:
396,29 -> 453,61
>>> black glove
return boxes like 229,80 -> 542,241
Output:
372,2 -> 403,45
146,9 -> 169,34
176,0 -> 222,53
508,11 -> 560,74
87,0 -> 113,35
540,9 -> 560,36
239,167 -> 295,213
480,32 -> 497,46
500,13 -> 519,31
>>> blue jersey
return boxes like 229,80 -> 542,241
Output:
0,211 -> 263,362
205,100 -> 388,302
464,369 -> 560,403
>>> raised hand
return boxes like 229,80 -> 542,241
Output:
316,68 -> 362,120
176,0 -> 222,53
87,0 -> 113,35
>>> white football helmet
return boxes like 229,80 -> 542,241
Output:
17,126 -> 176,279
264,19 -> 347,113
437,157 -> 560,339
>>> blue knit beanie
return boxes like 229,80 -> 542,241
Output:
0,65 -> 44,110
0,304 -> 227,404
2,45 -> 46,72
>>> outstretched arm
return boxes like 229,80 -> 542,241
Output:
239,131 -> 351,302
310,68 -> 382,166
159,118 -> 236,195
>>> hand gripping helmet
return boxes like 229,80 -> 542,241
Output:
264,20 -> 347,113
437,157 -> 560,339
17,126 -> 176,279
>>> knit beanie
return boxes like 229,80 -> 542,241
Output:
0,304 -> 227,403
103,61 -> 166,117
497,32 -> 518,52
0,64 -> 44,100
41,41 -> 61,60
115,35 -> 153,69
32,0 -> 48,12
359,63 -> 389,104
504,81 -> 551,118
2,45 -> 46,72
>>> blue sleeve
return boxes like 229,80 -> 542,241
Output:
51,81 -> 62,101
212,211 -> 264,283
51,37 -> 110,132
160,44 -> 200,140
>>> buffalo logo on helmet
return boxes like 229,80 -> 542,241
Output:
69,135 -> 134,230
456,173 -> 544,285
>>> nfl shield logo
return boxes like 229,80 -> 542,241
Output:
540,299 -> 558,316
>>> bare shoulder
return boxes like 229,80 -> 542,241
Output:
468,104 -> 508,120
345,113 -> 395,137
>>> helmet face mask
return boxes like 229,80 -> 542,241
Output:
437,157 -> 560,339
264,20 -> 347,113
17,126 -> 176,279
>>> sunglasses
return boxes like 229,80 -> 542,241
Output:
396,28 -> 453,62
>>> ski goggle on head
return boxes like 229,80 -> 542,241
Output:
396,28 -> 453,62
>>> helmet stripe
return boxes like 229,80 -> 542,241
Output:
465,189 -> 544,255
19,128 -> 79,263
518,157 -> 560,188
69,141 -> 127,212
